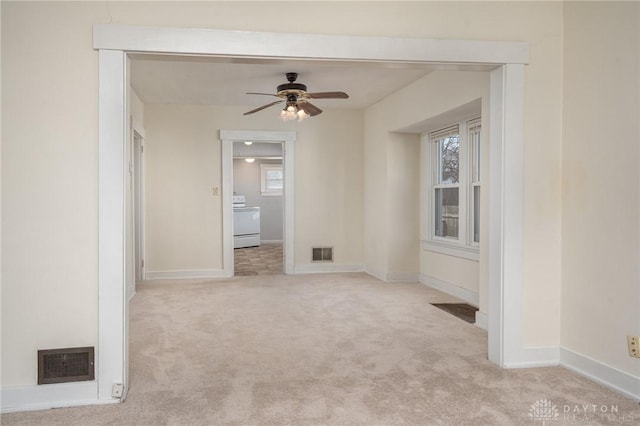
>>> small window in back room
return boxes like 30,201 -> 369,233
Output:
261,164 -> 283,196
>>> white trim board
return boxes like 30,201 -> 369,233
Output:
94,25 -> 529,65
294,264 -> 365,275
475,311 -> 488,331
1,382 -> 117,414
419,273 -> 479,307
94,24 -> 529,416
504,346 -> 559,369
560,347 -> 640,401
145,269 -> 230,280
384,271 -> 420,283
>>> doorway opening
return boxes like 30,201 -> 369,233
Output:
97,25 -> 528,403
232,141 -> 285,276
220,130 -> 296,278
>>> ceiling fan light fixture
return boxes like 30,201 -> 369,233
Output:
280,106 -> 298,122
297,109 -> 309,121
245,73 -> 348,120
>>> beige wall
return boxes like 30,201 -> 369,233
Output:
364,71 -> 489,304
143,104 -> 364,274
2,1 -> 104,386
561,1 -> 640,377
5,0 -> 637,390
144,104 -> 224,273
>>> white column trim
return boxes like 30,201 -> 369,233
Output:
488,64 -> 526,367
93,25 -> 529,65
97,49 -> 127,402
221,139 -> 234,277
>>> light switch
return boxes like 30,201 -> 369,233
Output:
212,187 -> 219,196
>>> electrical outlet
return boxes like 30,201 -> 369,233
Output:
112,383 -> 124,398
627,336 -> 640,358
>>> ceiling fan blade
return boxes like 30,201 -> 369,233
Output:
298,102 -> 323,116
243,100 -> 283,115
306,91 -> 349,99
247,92 -> 281,97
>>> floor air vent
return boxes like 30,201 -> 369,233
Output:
312,247 -> 333,262
38,347 -> 94,384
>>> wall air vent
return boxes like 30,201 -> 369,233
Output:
38,347 -> 95,384
312,247 -> 333,262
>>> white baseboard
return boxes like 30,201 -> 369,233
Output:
474,311 -> 488,331
260,239 -> 283,244
419,273 -> 479,307
294,264 -> 364,274
504,346 -> 560,368
560,347 -> 640,400
1,381 -> 118,413
145,269 -> 231,280
384,271 -> 420,282
364,266 -> 386,282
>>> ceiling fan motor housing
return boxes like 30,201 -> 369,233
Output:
277,82 -> 307,92
278,72 -> 307,93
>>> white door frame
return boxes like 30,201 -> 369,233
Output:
221,130 -> 296,276
95,24 -> 529,402
132,129 -> 145,284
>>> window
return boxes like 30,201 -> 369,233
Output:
260,164 -> 283,196
432,126 -> 460,239
423,117 -> 481,260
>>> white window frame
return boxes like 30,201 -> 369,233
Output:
422,117 -> 481,261
260,164 -> 283,196
468,118 -> 482,247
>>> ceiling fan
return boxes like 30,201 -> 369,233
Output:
243,72 -> 349,121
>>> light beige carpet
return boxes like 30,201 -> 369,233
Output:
3,273 -> 639,425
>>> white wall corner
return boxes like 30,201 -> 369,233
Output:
475,311 -> 488,331
364,266 -> 387,282
419,273 -> 480,307
560,347 -> 640,401
1,382 -> 117,414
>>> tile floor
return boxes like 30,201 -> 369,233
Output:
234,242 -> 284,276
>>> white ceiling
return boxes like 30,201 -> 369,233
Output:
129,54 -> 470,112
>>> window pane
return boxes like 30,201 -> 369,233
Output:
434,187 -> 459,238
266,179 -> 283,190
266,170 -> 282,180
439,136 -> 459,184
473,186 -> 480,243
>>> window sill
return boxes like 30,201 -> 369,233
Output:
421,239 -> 479,262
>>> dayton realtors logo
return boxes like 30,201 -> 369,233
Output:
529,399 -> 560,425
529,399 -> 633,423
